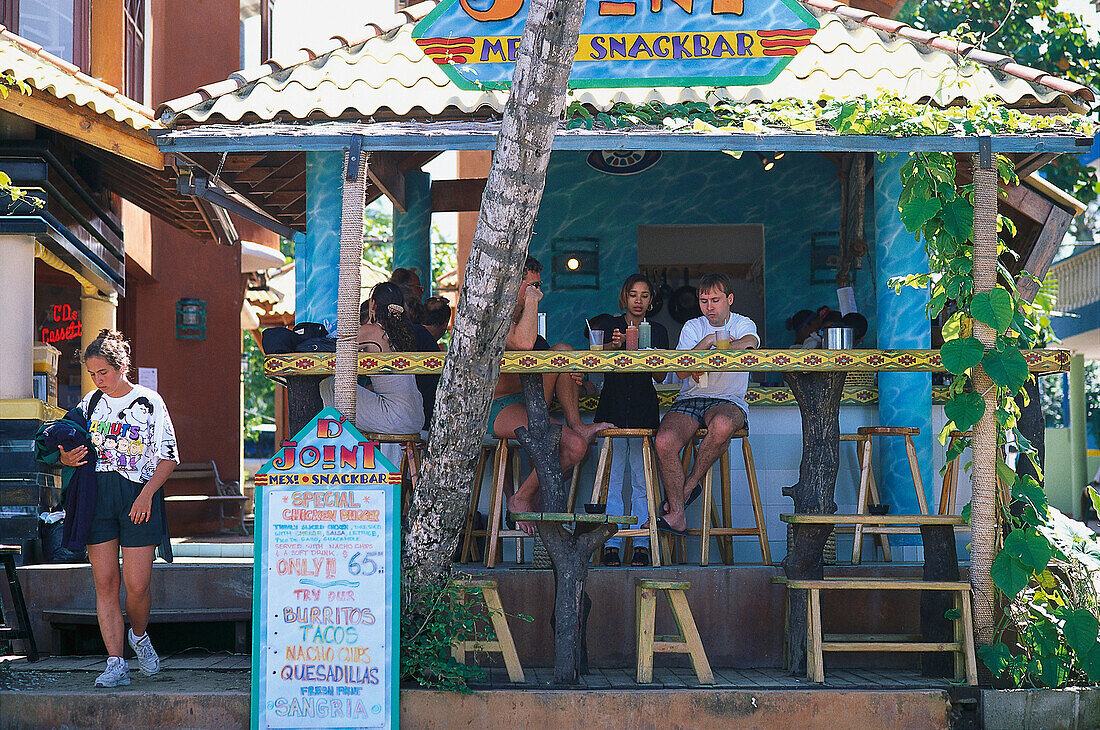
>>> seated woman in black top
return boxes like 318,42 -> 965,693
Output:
592,274 -> 669,566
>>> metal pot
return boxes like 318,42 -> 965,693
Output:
669,267 -> 701,324
823,326 -> 854,349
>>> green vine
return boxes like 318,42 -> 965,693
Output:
564,90 -> 1100,687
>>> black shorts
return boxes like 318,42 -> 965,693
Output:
86,471 -> 164,548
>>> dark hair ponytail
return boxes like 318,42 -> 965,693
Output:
370,282 -> 415,352
83,329 -> 131,374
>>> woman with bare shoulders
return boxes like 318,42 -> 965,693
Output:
319,282 -> 424,434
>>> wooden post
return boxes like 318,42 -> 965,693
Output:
334,148 -> 367,421
970,139 -> 1000,649
781,371 -> 845,675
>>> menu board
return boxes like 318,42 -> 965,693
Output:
252,408 -> 400,730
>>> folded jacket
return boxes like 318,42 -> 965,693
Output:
35,407 -> 98,552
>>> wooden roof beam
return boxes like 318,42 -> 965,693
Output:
431,178 -> 486,212
365,152 -> 407,213
0,89 -> 163,169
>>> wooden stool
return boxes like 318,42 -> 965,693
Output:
842,426 -> 926,564
939,430 -> 971,516
589,428 -> 662,567
635,579 -> 713,685
361,432 -> 423,516
471,438 -> 529,568
450,579 -> 525,683
0,546 -> 38,662
789,578 -> 977,685
670,428 -> 769,566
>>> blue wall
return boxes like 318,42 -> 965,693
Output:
530,151 -> 878,349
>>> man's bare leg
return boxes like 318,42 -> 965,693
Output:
651,413 -> 699,533
549,343 -> 611,442
493,401 -> 588,535
679,404 -> 744,501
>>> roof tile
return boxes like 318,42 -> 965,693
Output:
158,0 -> 1096,124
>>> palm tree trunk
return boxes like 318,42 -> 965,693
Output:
402,0 -> 587,586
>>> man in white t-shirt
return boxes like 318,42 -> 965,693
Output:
653,273 -> 759,534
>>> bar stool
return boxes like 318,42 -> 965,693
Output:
466,437 -> 530,568
589,428 -> 662,567
361,432 -> 424,517
0,546 -> 37,661
451,579 -> 525,683
843,426 -> 926,564
669,428 -> 769,567
940,430 -> 971,516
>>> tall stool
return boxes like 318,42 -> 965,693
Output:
451,579 -> 525,683
635,579 -> 713,684
843,426 -> 926,565
589,428 -> 662,567
671,428 -> 769,567
940,430 -> 971,516
361,432 -> 423,517
470,437 -> 529,568
0,546 -> 37,662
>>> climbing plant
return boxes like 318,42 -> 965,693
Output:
565,91 -> 1100,686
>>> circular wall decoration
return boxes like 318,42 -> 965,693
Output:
586,150 -> 662,176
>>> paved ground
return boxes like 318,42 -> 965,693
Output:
0,653 -> 250,693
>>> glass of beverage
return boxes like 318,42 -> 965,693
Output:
589,329 -> 605,350
716,326 -> 730,350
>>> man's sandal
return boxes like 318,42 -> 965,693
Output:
602,547 -> 621,566
630,547 -> 650,567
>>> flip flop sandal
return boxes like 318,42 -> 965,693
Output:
656,517 -> 688,537
602,547 -> 621,566
660,484 -> 703,515
630,547 -> 650,567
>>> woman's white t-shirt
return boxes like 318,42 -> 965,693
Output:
80,384 -> 180,482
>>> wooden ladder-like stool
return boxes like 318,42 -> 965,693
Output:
0,546 -> 38,662
842,426 -> 926,564
940,430 -> 972,516
475,438 -> 529,567
635,579 -> 713,685
788,578 -> 977,685
361,432 -> 424,517
670,428 -> 769,566
451,579 -> 525,683
589,428 -> 662,566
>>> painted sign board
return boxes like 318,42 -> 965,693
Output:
413,0 -> 819,90
252,408 -> 401,730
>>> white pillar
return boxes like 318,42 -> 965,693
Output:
80,292 -> 117,393
0,235 -> 35,399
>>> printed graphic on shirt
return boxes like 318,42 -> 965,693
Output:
81,385 -> 179,482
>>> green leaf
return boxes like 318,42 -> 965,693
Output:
944,608 -> 961,621
981,347 -> 1029,392
899,196 -> 941,233
996,460 -> 1017,490
991,551 -> 1031,598
945,391 -> 985,433
941,337 -> 985,375
1089,486 -> 1100,520
971,288 -> 1015,333
1003,528 -> 1052,571
1063,609 -> 1100,655
1083,645 -> 1100,683
1012,479 -> 1049,517
961,501 -> 971,524
977,641 -> 1013,675
940,197 -> 975,241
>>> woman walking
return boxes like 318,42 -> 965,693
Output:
58,330 -> 178,687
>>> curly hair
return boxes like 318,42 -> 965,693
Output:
369,282 -> 416,352
83,329 -> 131,374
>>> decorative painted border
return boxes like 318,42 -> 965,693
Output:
559,385 -> 950,412
265,349 -> 1070,376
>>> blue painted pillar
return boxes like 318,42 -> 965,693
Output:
873,154 -> 934,524
297,151 -> 344,333
393,171 -> 432,293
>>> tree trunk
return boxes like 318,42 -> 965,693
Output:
781,372 -> 844,675
970,152 -> 1001,650
402,0 -> 587,586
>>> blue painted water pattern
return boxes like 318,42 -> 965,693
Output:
394,171 -> 433,286
300,151 -> 344,333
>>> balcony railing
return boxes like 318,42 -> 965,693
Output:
1052,244 -> 1100,312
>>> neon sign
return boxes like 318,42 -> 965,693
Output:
413,0 -> 818,90
41,304 -> 82,344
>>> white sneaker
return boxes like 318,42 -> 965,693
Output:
127,629 -> 161,676
95,657 -> 130,687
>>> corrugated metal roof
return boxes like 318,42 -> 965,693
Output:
0,25 -> 158,130
159,0 -> 1094,127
